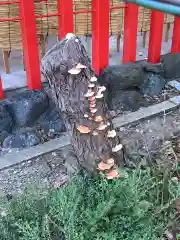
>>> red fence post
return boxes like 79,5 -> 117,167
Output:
58,0 -> 74,39
0,76 -> 4,100
19,0 -> 41,90
148,10 -> 164,63
123,3 -> 138,64
92,0 -> 109,75
171,16 -> 180,54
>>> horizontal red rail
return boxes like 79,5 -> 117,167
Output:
0,17 -> 21,22
110,5 -> 127,10
0,1 -> 19,4
36,13 -> 59,19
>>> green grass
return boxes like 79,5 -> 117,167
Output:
0,167 -> 180,240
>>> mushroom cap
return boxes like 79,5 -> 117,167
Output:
97,161 -> 113,171
77,125 -> 91,134
90,103 -> 96,108
107,158 -> 115,165
84,91 -> 95,98
66,33 -> 75,40
84,114 -> 89,118
97,123 -> 108,131
88,83 -> 95,88
92,131 -> 98,136
96,93 -> 104,99
107,169 -> 119,179
107,130 -> 116,138
90,76 -> 97,82
98,86 -> 106,92
76,63 -> 87,69
68,68 -> 81,75
94,116 -> 103,122
90,108 -> 97,113
112,144 -> 123,152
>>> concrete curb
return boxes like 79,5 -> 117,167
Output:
0,96 -> 180,170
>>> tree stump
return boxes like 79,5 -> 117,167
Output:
41,33 -> 125,178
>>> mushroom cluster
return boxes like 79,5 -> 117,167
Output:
66,33 -> 123,179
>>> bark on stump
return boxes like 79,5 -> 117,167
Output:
41,34 -> 124,176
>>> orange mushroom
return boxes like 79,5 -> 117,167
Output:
94,116 -> 103,122
107,169 -> 119,180
97,161 -> 112,171
77,125 -> 91,134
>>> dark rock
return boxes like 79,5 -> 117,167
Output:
0,104 -> 12,132
140,73 -> 166,97
0,131 -> 9,144
3,130 -> 41,149
108,90 -> 148,112
98,63 -> 144,92
39,109 -> 66,137
6,90 -> 49,128
161,53 -> 180,79
143,62 -> 164,74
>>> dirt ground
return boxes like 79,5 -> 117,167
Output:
0,107 -> 180,198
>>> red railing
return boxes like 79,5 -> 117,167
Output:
0,0 -> 180,100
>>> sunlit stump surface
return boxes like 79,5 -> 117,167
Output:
41,34 -> 124,175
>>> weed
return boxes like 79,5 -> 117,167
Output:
0,167 -> 179,240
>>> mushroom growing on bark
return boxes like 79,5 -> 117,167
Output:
41,33 -> 125,174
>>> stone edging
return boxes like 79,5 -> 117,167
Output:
0,96 -> 180,171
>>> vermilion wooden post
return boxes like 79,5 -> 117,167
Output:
171,16 -> 180,54
0,76 -> 4,100
92,0 -> 109,75
19,0 -> 41,89
148,10 -> 164,63
123,3 -> 138,64
58,0 -> 74,39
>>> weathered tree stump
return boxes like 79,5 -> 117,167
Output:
41,33 -> 124,177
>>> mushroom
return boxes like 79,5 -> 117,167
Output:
94,116 -> 103,122
84,114 -> 89,118
97,123 -> 108,131
77,125 -> 91,134
66,33 -> 75,40
112,144 -> 123,152
88,83 -> 95,88
92,131 -> 99,136
89,96 -> 96,101
68,68 -> 81,75
98,86 -> 106,93
84,90 -> 95,98
90,103 -> 96,108
97,161 -> 113,171
90,76 -> 97,82
95,93 -> 104,99
107,158 -> 115,166
107,130 -> 116,138
90,108 -> 97,114
76,63 -> 87,69
107,169 -> 119,179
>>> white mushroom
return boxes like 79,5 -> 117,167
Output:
76,63 -> 87,69
66,33 -> 75,40
98,123 -> 108,131
88,83 -> 95,88
84,91 -> 94,98
112,144 -> 123,152
84,114 -> 88,118
98,86 -> 106,93
90,108 -> 97,114
107,158 -> 115,166
68,68 -> 81,75
90,103 -> 96,108
90,76 -> 97,82
96,93 -> 104,99
107,130 -> 116,138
